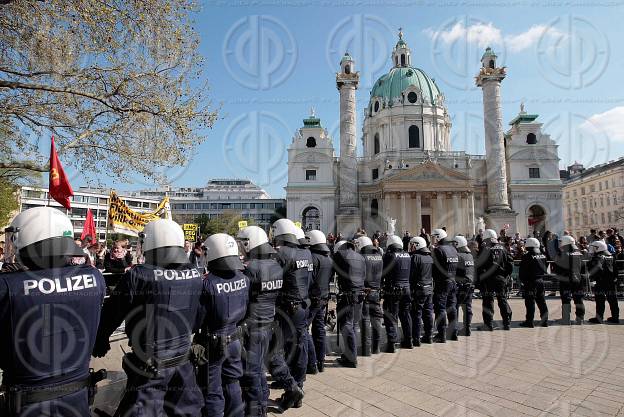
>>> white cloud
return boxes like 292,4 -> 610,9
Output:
579,107 -> 624,143
424,22 -> 566,54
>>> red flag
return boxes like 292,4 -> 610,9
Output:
49,135 -> 74,209
81,208 -> 96,241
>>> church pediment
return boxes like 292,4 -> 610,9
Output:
384,161 -> 471,183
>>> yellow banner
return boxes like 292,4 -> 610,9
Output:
108,191 -> 170,236
238,220 -> 248,230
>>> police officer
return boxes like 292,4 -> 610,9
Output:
237,226 -> 283,417
382,234 -> 413,352
454,235 -> 475,336
588,240 -> 620,324
267,219 -> 310,410
195,233 -> 249,417
431,228 -> 459,342
333,238 -> 365,367
305,230 -> 333,372
553,235 -> 585,325
356,236 -> 384,355
408,236 -> 434,346
0,207 -> 105,417
94,219 -> 203,417
519,238 -> 549,328
476,229 -> 513,331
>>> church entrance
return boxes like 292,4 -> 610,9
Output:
302,206 -> 320,231
421,215 -> 431,234
528,205 -> 546,237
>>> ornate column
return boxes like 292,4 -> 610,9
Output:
452,193 -> 460,236
414,192 -> 422,233
400,192 -> 407,234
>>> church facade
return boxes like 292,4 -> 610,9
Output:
285,31 -> 563,238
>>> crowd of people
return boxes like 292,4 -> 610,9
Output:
1,206 -> 623,417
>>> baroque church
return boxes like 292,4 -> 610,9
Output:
285,31 -> 563,238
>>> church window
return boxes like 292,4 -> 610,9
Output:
401,54 -> 406,66
302,206 -> 320,230
374,133 -> 380,154
371,199 -> 379,217
526,133 -> 537,144
305,170 -> 316,181
374,101 -> 379,112
372,168 -> 379,180
407,92 -> 417,103
408,125 -> 420,148
529,167 -> 540,178
489,60 -> 495,69
345,65 -> 351,74
306,137 -> 316,148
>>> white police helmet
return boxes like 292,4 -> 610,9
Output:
334,240 -> 347,251
590,240 -> 608,254
237,226 -> 272,254
306,230 -> 329,252
9,207 -> 83,258
294,226 -> 308,246
271,218 -> 300,245
354,236 -> 373,251
142,219 -> 184,252
453,235 -> 468,249
409,236 -> 428,251
386,234 -> 403,250
204,233 -> 243,270
431,228 -> 448,240
525,238 -> 541,249
559,235 -> 576,248
483,229 -> 498,241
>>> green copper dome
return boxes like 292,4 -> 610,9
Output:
369,66 -> 443,106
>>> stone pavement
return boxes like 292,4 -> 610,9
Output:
91,297 -> 624,417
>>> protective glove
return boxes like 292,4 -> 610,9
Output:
92,340 -> 111,358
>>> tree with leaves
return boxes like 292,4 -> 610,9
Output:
0,1 -> 217,182
194,211 -> 256,237
0,177 -> 19,231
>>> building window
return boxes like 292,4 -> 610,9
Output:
374,133 -> 380,154
374,101 -> 380,112
408,125 -> 420,148
489,60 -> 495,69
302,206 -> 320,230
345,65 -> 351,74
407,91 -> 418,103
401,54 -> 405,66
371,199 -> 379,217
529,167 -> 540,178
526,133 -> 537,144
601,213 -> 606,224
306,137 -> 316,147
372,168 -> 379,180
305,170 -> 316,181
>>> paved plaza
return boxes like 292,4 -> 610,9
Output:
93,298 -> 624,417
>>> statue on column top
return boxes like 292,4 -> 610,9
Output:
387,217 -> 396,235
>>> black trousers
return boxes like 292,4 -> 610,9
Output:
481,279 -> 512,326
411,292 -> 433,341
594,282 -> 620,320
456,283 -> 474,331
523,280 -> 548,323
383,290 -> 412,345
560,281 -> 585,320
361,290 -> 383,353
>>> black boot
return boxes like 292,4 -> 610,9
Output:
361,344 -> 372,357
519,321 -> 534,328
277,386 -> 304,411
371,341 -> 380,354
448,330 -> 458,341
463,326 -> 472,336
412,337 -> 421,347
607,317 -> 620,324
400,341 -> 413,349
385,343 -> 396,353
588,317 -> 603,324
336,356 -> 357,368
433,333 -> 446,343
317,361 -> 324,372
306,363 -> 318,375
421,334 -> 433,344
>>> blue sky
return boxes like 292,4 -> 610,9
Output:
116,1 -> 624,198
